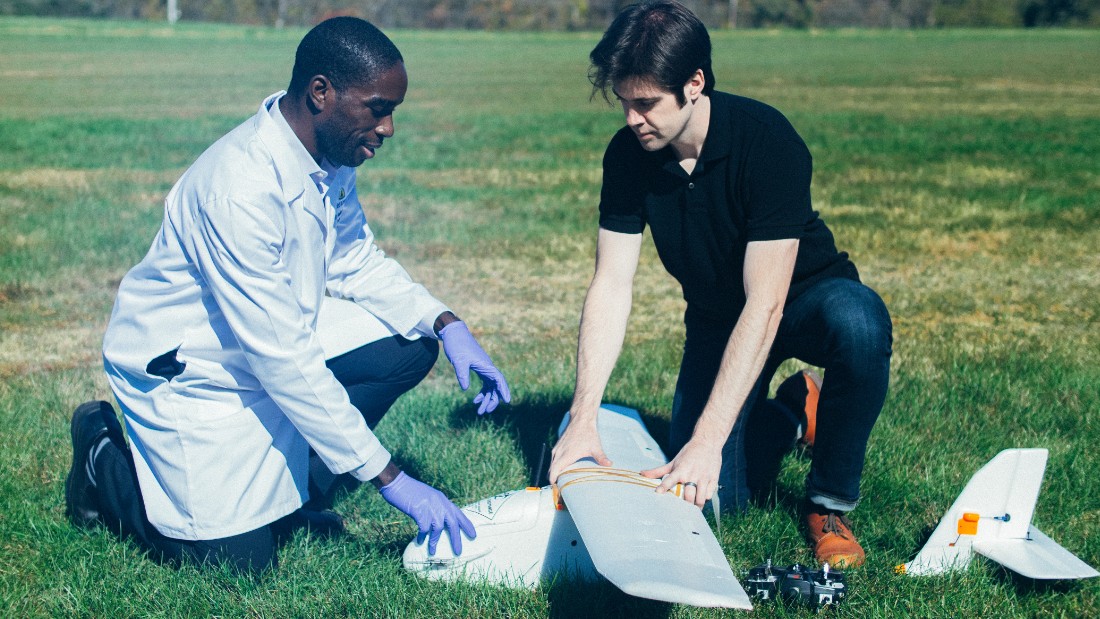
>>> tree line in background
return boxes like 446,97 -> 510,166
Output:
2,0 -> 1097,28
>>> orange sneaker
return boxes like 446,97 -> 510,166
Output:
775,369 -> 822,448
804,506 -> 865,568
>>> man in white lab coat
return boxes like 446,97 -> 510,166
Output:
64,17 -> 510,573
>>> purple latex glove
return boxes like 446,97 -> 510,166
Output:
439,321 -> 512,415
379,471 -> 476,556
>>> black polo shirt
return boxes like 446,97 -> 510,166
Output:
598,91 -> 859,326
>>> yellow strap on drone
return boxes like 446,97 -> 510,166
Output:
555,467 -> 684,496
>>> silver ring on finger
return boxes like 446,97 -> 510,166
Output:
683,481 -> 698,488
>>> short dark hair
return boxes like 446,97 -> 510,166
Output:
589,1 -> 715,106
288,16 -> 403,94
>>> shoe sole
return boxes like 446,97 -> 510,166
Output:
817,552 -> 865,569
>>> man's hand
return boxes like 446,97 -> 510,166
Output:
548,415 -> 612,484
439,321 -> 511,415
379,471 -> 476,555
641,438 -> 722,509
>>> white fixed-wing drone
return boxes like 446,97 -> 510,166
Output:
316,298 -> 750,608
900,448 -> 1098,580
316,297 -> 1095,599
402,403 -> 753,609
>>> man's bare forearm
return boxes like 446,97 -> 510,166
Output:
570,275 -> 632,420
690,239 -> 799,450
569,229 -> 641,420
691,300 -> 784,449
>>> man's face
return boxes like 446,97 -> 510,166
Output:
613,77 -> 693,152
315,62 -> 408,168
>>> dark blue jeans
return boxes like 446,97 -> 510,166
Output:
669,277 -> 892,513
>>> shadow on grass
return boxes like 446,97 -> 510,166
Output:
900,521 -> 940,568
993,565 -> 1089,596
447,393 -> 568,486
544,576 -> 674,619
744,448 -> 814,523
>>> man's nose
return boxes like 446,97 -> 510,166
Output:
624,106 -> 644,127
377,115 -> 395,137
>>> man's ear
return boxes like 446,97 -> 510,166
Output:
685,68 -> 705,101
307,75 -> 333,114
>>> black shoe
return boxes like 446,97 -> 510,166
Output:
293,509 -> 346,539
65,400 -> 123,528
274,509 -> 346,543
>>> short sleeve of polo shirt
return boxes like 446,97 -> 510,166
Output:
597,129 -> 647,235
742,126 -> 813,242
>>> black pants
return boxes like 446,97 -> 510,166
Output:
91,335 -> 438,574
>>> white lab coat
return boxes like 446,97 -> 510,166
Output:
103,92 -> 449,540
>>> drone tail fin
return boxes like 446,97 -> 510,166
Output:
903,449 -> 1097,579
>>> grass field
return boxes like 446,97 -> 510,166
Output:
1,16 -> 1098,618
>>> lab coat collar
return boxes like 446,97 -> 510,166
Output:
254,92 -> 328,214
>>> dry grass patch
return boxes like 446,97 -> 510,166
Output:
404,167 -> 601,191
835,164 -> 1028,191
937,164 -> 1028,188
917,228 -> 1012,259
838,166 -> 914,186
875,254 -> 1098,347
0,168 -> 175,192
976,79 -> 1100,97
360,193 -> 470,230
1,229 -> 50,252
0,324 -> 102,377
752,84 -> 1100,118
396,234 -> 684,350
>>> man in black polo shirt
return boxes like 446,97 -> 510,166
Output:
548,0 -> 892,568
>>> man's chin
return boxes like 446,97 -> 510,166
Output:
339,154 -> 369,168
635,135 -> 666,152
328,147 -> 374,169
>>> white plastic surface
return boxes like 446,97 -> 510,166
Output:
402,486 -> 597,587
975,526 -> 1100,580
556,405 -> 753,609
904,448 -> 1098,580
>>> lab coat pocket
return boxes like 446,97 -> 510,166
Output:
146,347 -> 186,381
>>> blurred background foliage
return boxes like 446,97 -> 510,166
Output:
2,0 -> 1098,29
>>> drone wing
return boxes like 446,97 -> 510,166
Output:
556,405 -> 753,609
